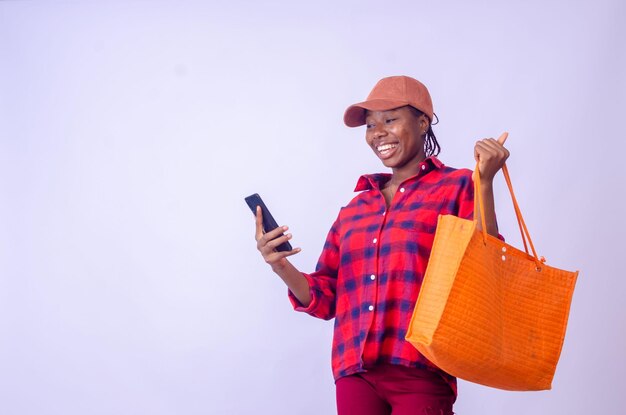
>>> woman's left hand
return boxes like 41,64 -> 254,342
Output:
474,132 -> 510,182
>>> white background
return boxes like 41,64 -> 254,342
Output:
1,0 -> 624,413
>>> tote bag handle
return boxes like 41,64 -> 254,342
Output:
474,162 -> 544,270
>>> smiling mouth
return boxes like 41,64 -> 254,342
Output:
377,143 -> 398,156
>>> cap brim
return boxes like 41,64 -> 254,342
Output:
343,99 -> 409,127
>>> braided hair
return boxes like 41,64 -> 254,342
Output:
409,106 -> 441,157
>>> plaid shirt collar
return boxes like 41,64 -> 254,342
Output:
354,156 -> 445,192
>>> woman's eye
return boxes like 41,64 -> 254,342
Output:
385,118 -> 396,124
366,123 -> 374,129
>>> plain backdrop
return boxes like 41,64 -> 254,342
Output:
1,0 -> 625,414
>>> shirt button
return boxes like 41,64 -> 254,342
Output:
370,274 -> 376,280
399,187 -> 405,193
373,238 -> 377,244
421,164 -> 426,170
368,305 -> 374,311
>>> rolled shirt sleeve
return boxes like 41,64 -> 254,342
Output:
288,215 -> 341,320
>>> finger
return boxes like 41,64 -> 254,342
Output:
265,233 -> 293,250
254,206 -> 264,240
474,138 -> 507,166
497,132 -> 509,145
486,140 -> 510,158
474,140 -> 494,156
281,247 -> 302,258
475,139 -> 492,150
261,225 -> 290,244
477,139 -> 508,155
264,247 -> 302,264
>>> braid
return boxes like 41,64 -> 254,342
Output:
424,125 -> 441,157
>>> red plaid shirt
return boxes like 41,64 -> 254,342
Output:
289,157 -> 476,395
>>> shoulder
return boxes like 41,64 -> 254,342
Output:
427,157 -> 473,182
429,164 -> 474,190
440,165 -> 472,177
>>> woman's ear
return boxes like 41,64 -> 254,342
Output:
419,115 -> 430,135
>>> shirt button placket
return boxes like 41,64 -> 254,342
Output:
368,235 -> 378,312
365,200 -> 384,327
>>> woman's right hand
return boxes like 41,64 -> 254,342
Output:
254,206 -> 311,306
255,206 -> 301,271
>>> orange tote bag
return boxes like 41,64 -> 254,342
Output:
405,164 -> 578,391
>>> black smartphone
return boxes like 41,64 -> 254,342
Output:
245,193 -> 293,252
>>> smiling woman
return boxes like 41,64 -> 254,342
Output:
253,75 -> 509,415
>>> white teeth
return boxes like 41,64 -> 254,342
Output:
377,143 -> 398,153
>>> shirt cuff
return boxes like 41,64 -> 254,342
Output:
287,273 -> 319,313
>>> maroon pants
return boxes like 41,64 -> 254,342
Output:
335,365 -> 455,415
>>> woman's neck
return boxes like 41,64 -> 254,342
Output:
388,156 -> 427,187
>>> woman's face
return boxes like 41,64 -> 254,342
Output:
365,106 -> 429,171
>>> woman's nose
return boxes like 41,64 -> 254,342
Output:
372,124 -> 387,138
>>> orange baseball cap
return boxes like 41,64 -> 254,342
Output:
343,76 -> 434,127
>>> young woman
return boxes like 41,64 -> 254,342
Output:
254,76 -> 509,415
